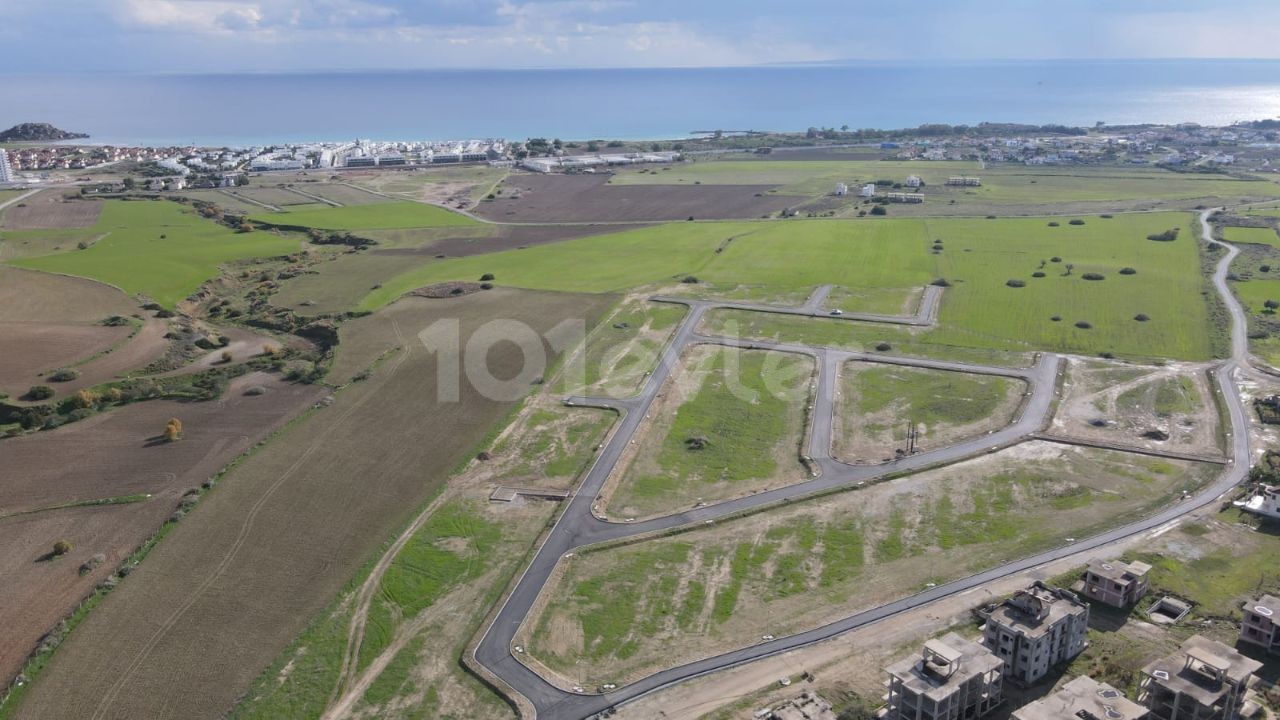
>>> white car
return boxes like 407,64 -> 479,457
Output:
829,309 -> 844,316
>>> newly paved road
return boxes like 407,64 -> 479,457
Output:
474,222 -> 1255,719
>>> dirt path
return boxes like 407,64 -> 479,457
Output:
86,324 -> 415,720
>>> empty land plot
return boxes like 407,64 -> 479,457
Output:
346,165 -> 507,205
1,190 -> 103,229
1050,358 -> 1221,455
475,173 -> 797,222
1224,225 -> 1280,247
0,228 -> 107,261
824,286 -> 921,315
603,345 -> 813,519
250,200 -> 476,230
288,182 -> 389,207
0,266 -> 142,398
360,219 -> 936,311
8,288 -> 611,720
234,397 -> 615,720
524,442 -> 1217,688
834,363 -> 1025,463
606,159 -> 981,197
8,200 -> 298,308
226,186 -> 317,208
177,189 -> 268,215
560,296 -> 687,397
0,372 -> 323,688
659,281 -> 815,307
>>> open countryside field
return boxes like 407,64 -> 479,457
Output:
7,200 -> 298,308
1223,225 -> 1280,247
525,441 -> 1217,688
603,345 -> 813,519
833,363 -> 1025,463
608,160 -> 1280,208
346,165 -> 509,206
0,372 -> 323,688
250,200 -> 476,229
1,190 -> 103,230
370,212 -> 1214,360
0,266 -> 144,399
560,296 -> 687,397
235,401 -> 615,720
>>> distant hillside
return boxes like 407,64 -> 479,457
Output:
0,123 -> 89,142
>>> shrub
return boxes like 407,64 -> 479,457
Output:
1147,228 -> 1180,242
1262,265 -> 1272,273
1134,313 -> 1150,321
163,417 -> 183,442
220,350 -> 233,364
681,275 -> 699,284
244,385 -> 267,396
71,390 -> 97,410
1119,267 -> 1137,275
1047,221 -> 1060,227
48,368 -> 79,382
1100,214 -> 1113,219
1075,321 -> 1092,329
479,273 -> 495,281
1050,256 -> 1062,263
1068,219 -> 1085,226
52,540 -> 73,557
931,278 -> 951,287
1006,279 -> 1026,288
869,206 -> 887,216
1031,271 -> 1046,278
1265,299 -> 1280,311
875,342 -> 892,352
480,282 -> 494,290
1099,351 -> 1115,359
1081,273 -> 1105,281
985,215 -> 997,219
25,385 -> 54,401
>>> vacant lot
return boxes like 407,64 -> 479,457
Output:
7,288 -> 611,720
525,442 -> 1217,688
346,165 -> 508,206
8,200 -> 298,308
226,186 -> 319,208
250,201 -> 476,230
362,213 -> 1214,361
1,190 -> 103,229
603,345 -> 813,519
0,372 -> 323,689
1049,358 -> 1221,456
177,189 -> 269,215
287,183 -> 388,207
0,267 -> 145,399
475,173 -> 797,222
559,296 -> 687,398
1224,225 -> 1280,247
834,363 -> 1025,463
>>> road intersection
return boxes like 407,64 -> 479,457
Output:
473,209 -> 1257,719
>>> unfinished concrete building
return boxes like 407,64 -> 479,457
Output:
1013,676 -> 1149,720
982,582 -> 1089,686
885,633 -> 1004,720
1138,635 -> 1261,720
1239,595 -> 1280,654
1082,559 -> 1152,608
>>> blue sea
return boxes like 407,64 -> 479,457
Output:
3,60 -> 1280,147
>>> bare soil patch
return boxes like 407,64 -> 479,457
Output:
0,323 -> 131,398
370,223 -> 627,258
1,190 -> 103,229
1050,358 -> 1221,455
408,281 -> 485,298
0,372 -> 323,686
9,289 -> 610,720
472,173 -> 799,222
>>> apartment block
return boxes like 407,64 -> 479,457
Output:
1014,676 -> 1148,720
982,582 -> 1090,686
885,633 -> 1004,720
1138,635 -> 1260,720
1082,558 -> 1152,608
1239,595 -> 1280,654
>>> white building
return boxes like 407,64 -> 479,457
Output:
834,182 -> 848,196
0,149 -> 13,184
982,582 -> 1089,686
860,183 -> 876,198
1236,485 -> 1280,520
906,175 -> 922,188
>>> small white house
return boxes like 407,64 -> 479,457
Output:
859,183 -> 876,198
834,182 -> 848,196
905,175 -> 922,188
1237,485 -> 1280,520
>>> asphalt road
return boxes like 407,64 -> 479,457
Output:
474,225 -> 1254,719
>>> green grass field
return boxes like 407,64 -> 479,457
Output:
250,201 -> 477,230
608,347 -> 811,517
6,200 -> 297,307
608,160 -> 1280,205
1224,225 -> 1280,247
368,212 -> 1212,360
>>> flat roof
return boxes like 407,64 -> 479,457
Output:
988,585 -> 1087,639
1014,676 -> 1147,720
887,633 -> 1002,702
1142,635 -> 1262,706
1086,559 -> 1151,583
1245,594 -> 1280,619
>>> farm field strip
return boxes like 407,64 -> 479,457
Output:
249,200 -> 477,230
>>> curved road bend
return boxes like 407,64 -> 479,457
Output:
476,212 -> 1254,719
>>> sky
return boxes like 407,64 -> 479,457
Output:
2,0 -> 1278,73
